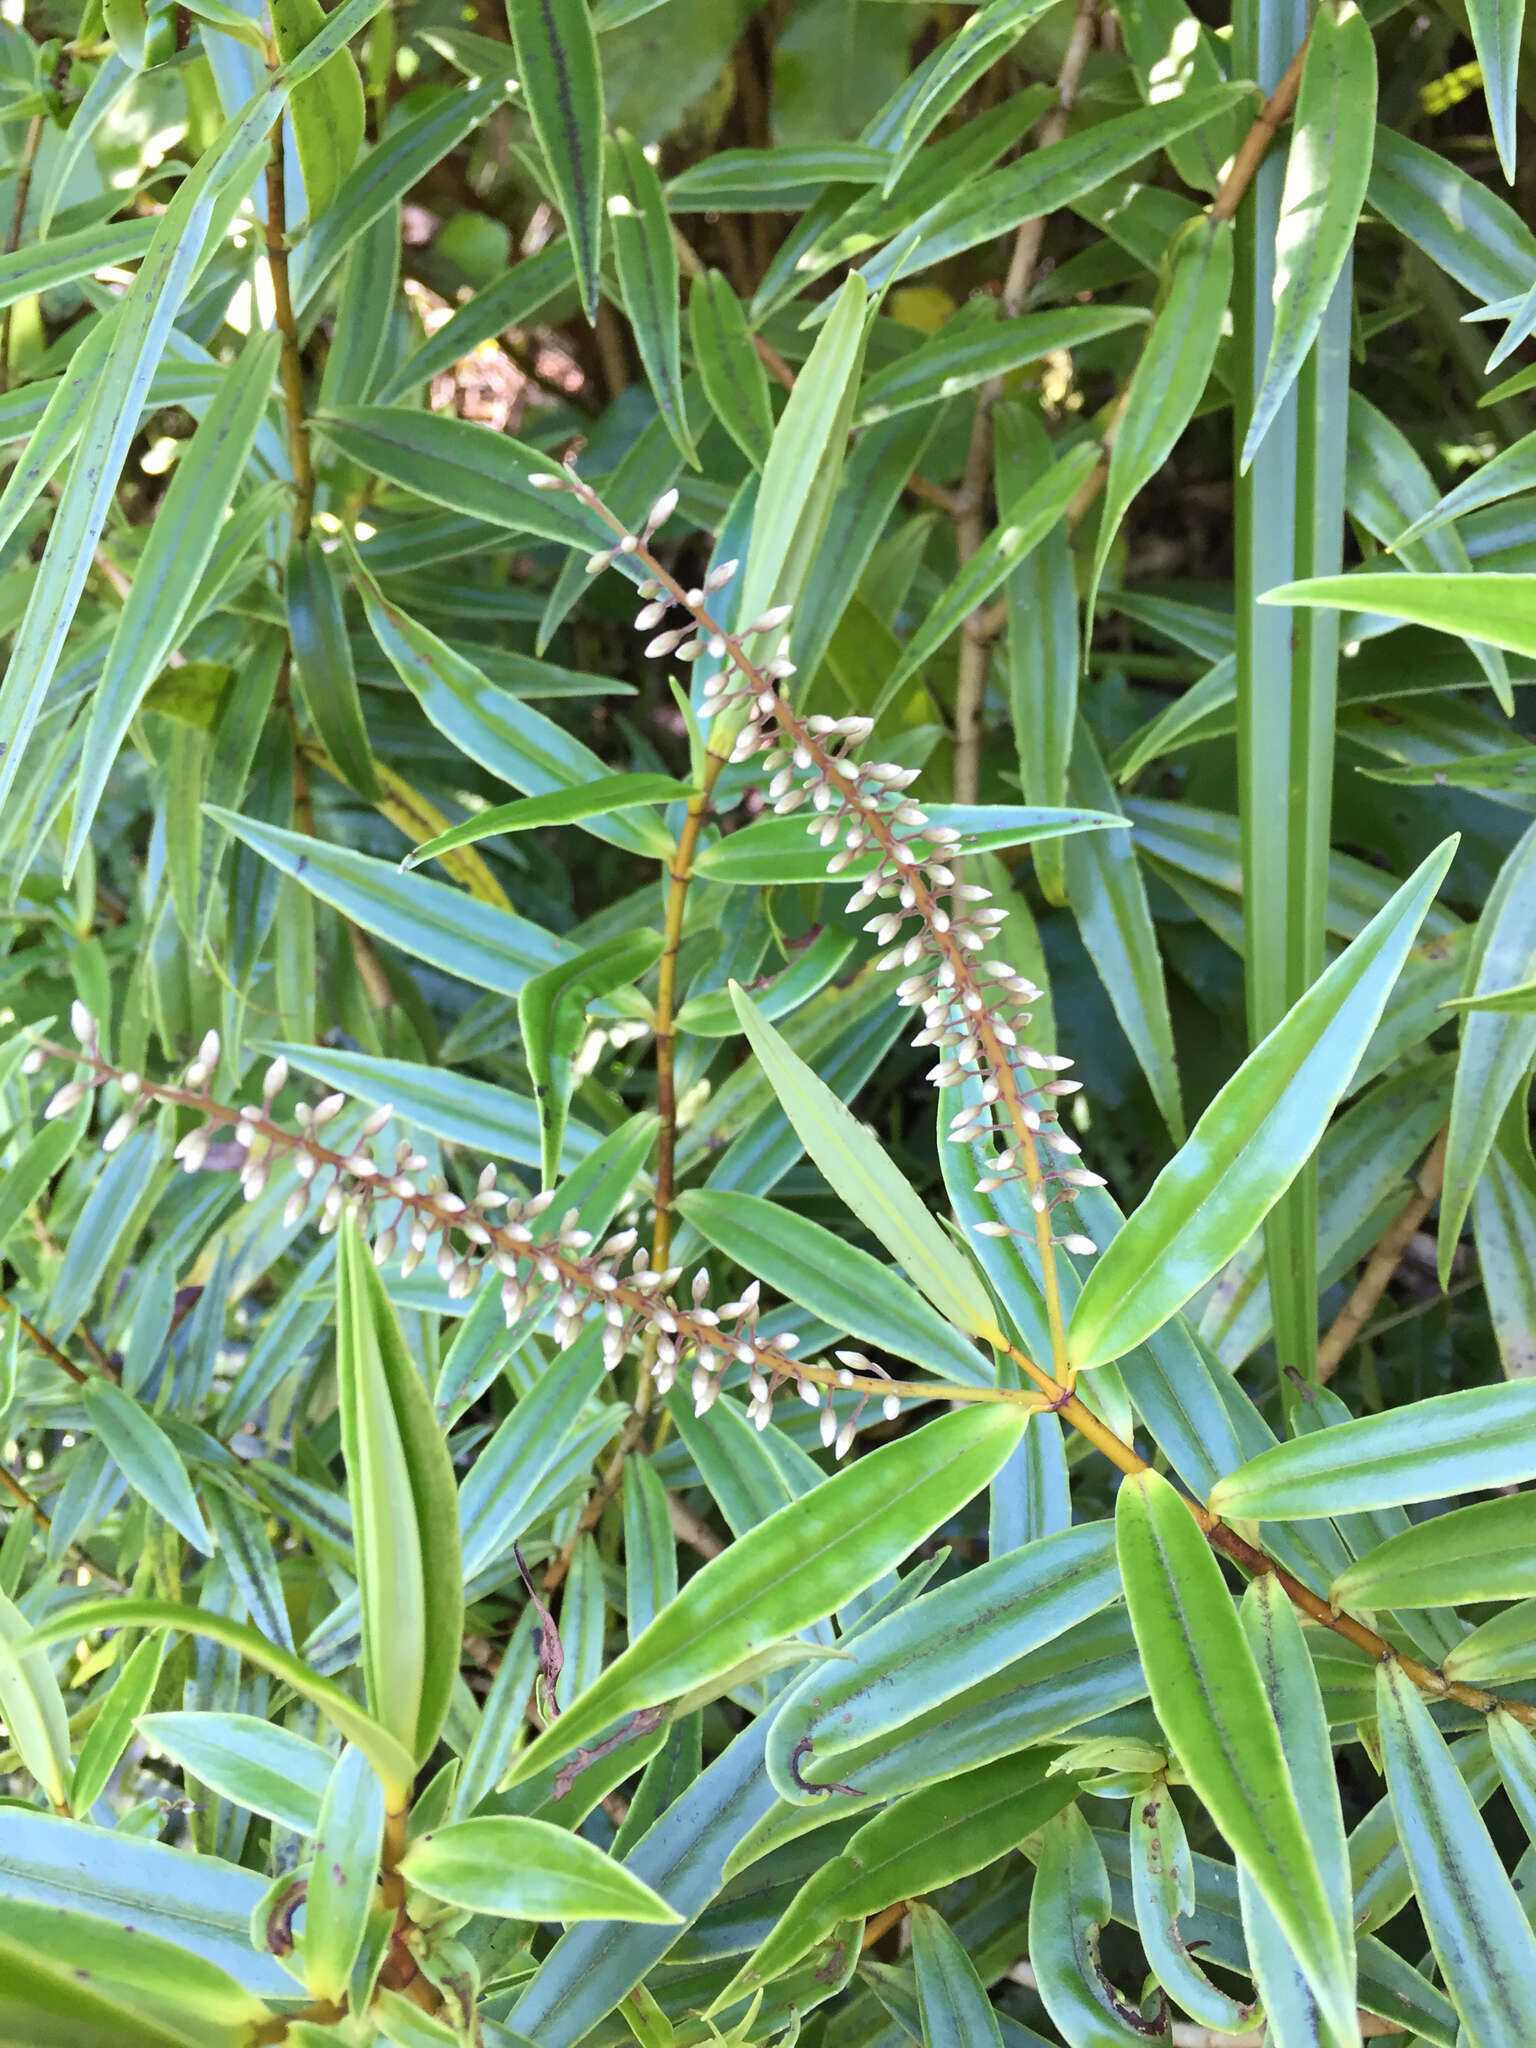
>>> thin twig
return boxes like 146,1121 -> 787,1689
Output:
263,106 -> 315,540
1210,34 -> 1310,224
0,113 -> 44,392
1316,1126 -> 1449,1383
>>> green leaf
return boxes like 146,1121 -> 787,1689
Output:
1474,1108 -> 1536,1380
1376,1656 -> 1536,2044
730,982 -> 1004,1345
82,1378 -> 212,1554
71,332 -> 284,865
884,441 -> 1098,699
1269,571 -> 1536,656
0,1897 -> 265,2035
764,1521 -> 1119,1803
1391,429 -> 1536,554
688,270 -> 774,471
1091,214 -> 1232,630
1209,1380 -> 1536,1518
676,926 -> 854,1036
1362,746 -> 1536,791
206,812 -> 568,996
1115,1471 -> 1356,2041
0,1586 -> 72,1811
854,86 -> 1253,298
0,1803 -> 296,1996
295,79 -> 509,317
695,804 -> 1120,886
1064,718 -> 1184,1145
287,534 -> 379,800
376,241 -> 575,406
735,274 -> 869,683
0,218 -> 156,309
507,0 -> 604,320
677,1188 -> 990,1384
1242,0 -> 1375,469
402,775 -> 695,868
30,1598 -> 414,1794
1130,1778 -> 1259,2032
1440,820 -> 1536,1283
1465,0 -> 1524,179
303,1745 -> 385,2003
1067,838 -> 1455,1368
503,1403 -> 1026,1790
1444,1599 -> 1536,1685
346,543 -> 668,858
1366,127 -> 1536,304
137,1710 -> 333,1834
1332,1494 -> 1536,1609
910,1902 -> 1004,2048
1028,1804 -> 1158,2046
0,1932 -> 223,2048
399,1815 -> 679,1923
607,130 -> 693,461
337,1214 -> 462,1775
70,1634 -> 163,1816
0,0 -> 387,810
270,0 -> 366,223
856,305 -> 1146,427
314,405 -> 610,552
520,930 -> 664,1185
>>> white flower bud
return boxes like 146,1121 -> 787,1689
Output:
44,1081 -> 86,1120
646,487 -> 678,531
70,1000 -> 95,1045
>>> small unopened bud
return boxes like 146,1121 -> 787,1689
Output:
645,487 -> 678,532
44,1081 -> 85,1120
704,558 -> 738,590
311,1092 -> 346,1126
530,471 -> 570,490
101,1111 -> 137,1154
20,1048 -> 46,1075
748,604 -> 792,635
1058,1233 -> 1097,1257
262,1057 -> 288,1101
70,1000 -> 95,1045
197,1029 -> 221,1071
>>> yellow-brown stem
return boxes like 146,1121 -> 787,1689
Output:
544,752 -> 726,1594
0,1461 -> 48,1526
264,113 -> 315,540
0,1292 -> 93,1385
1210,35 -> 1309,223
0,113 -> 44,392
1316,1126 -> 1448,1382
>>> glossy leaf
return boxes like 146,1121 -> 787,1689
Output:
1068,838 -> 1455,1368
270,0 -> 365,223
1243,1 -> 1376,469
910,1902 -> 1004,2048
857,305 -> 1146,427
399,1815 -> 679,1922
137,1710 -> 333,1834
1116,1470 -> 1356,2040
0,1586 -> 72,1811
607,130 -> 693,460
1376,1656 -> 1536,2044
502,1403 -> 1027,1790
689,269 -> 775,470
287,535 -> 379,800
520,930 -> 663,1184
82,1377 -> 212,1554
402,774 -> 694,867
336,1214 -> 462,1775
677,1188 -> 990,1384
1210,1380 -> 1536,1518
70,1634 -> 163,1816
1028,1804 -> 1155,2047
1440,820 -> 1536,1282
303,1745 -> 385,2001
1332,1494 -> 1536,1609
1093,214 -> 1232,624
507,0 -> 604,320
731,983 -> 1004,1344
71,329 -> 281,867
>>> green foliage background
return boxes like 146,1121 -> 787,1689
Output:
0,0 -> 1535,2041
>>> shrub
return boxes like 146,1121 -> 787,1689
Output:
0,0 -> 1533,2043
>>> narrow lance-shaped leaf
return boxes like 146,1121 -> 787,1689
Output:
1089,213 -> 1232,637
398,1815 -> 680,1924
606,130 -> 693,462
520,930 -> 663,1186
302,1746 -> 385,2003
70,1635 -> 163,1817
500,1403 -> 1028,1791
1268,571 -> 1536,655
1331,1493 -> 1536,1610
730,983 -> 1005,1345
507,0 -> 604,320
1243,0 -> 1376,470
402,775 -> 694,869
1068,837 -> 1455,1369
1466,0 -> 1524,180
1210,1380 -> 1536,1519
287,535 -> 380,800
71,329 -> 283,871
1131,1777 -> 1260,2032
0,1586 -> 72,1811
1376,1657 -> 1536,2045
1117,1473 -> 1357,2038
909,1902 -> 1004,2048
82,1378 -> 212,1554
336,1214 -> 463,1781
137,1710 -> 334,1835
689,268 -> 775,471
1028,1803 -> 1157,2045
28,1598 -> 415,1792
1439,819 -> 1536,1283
270,0 -> 366,224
